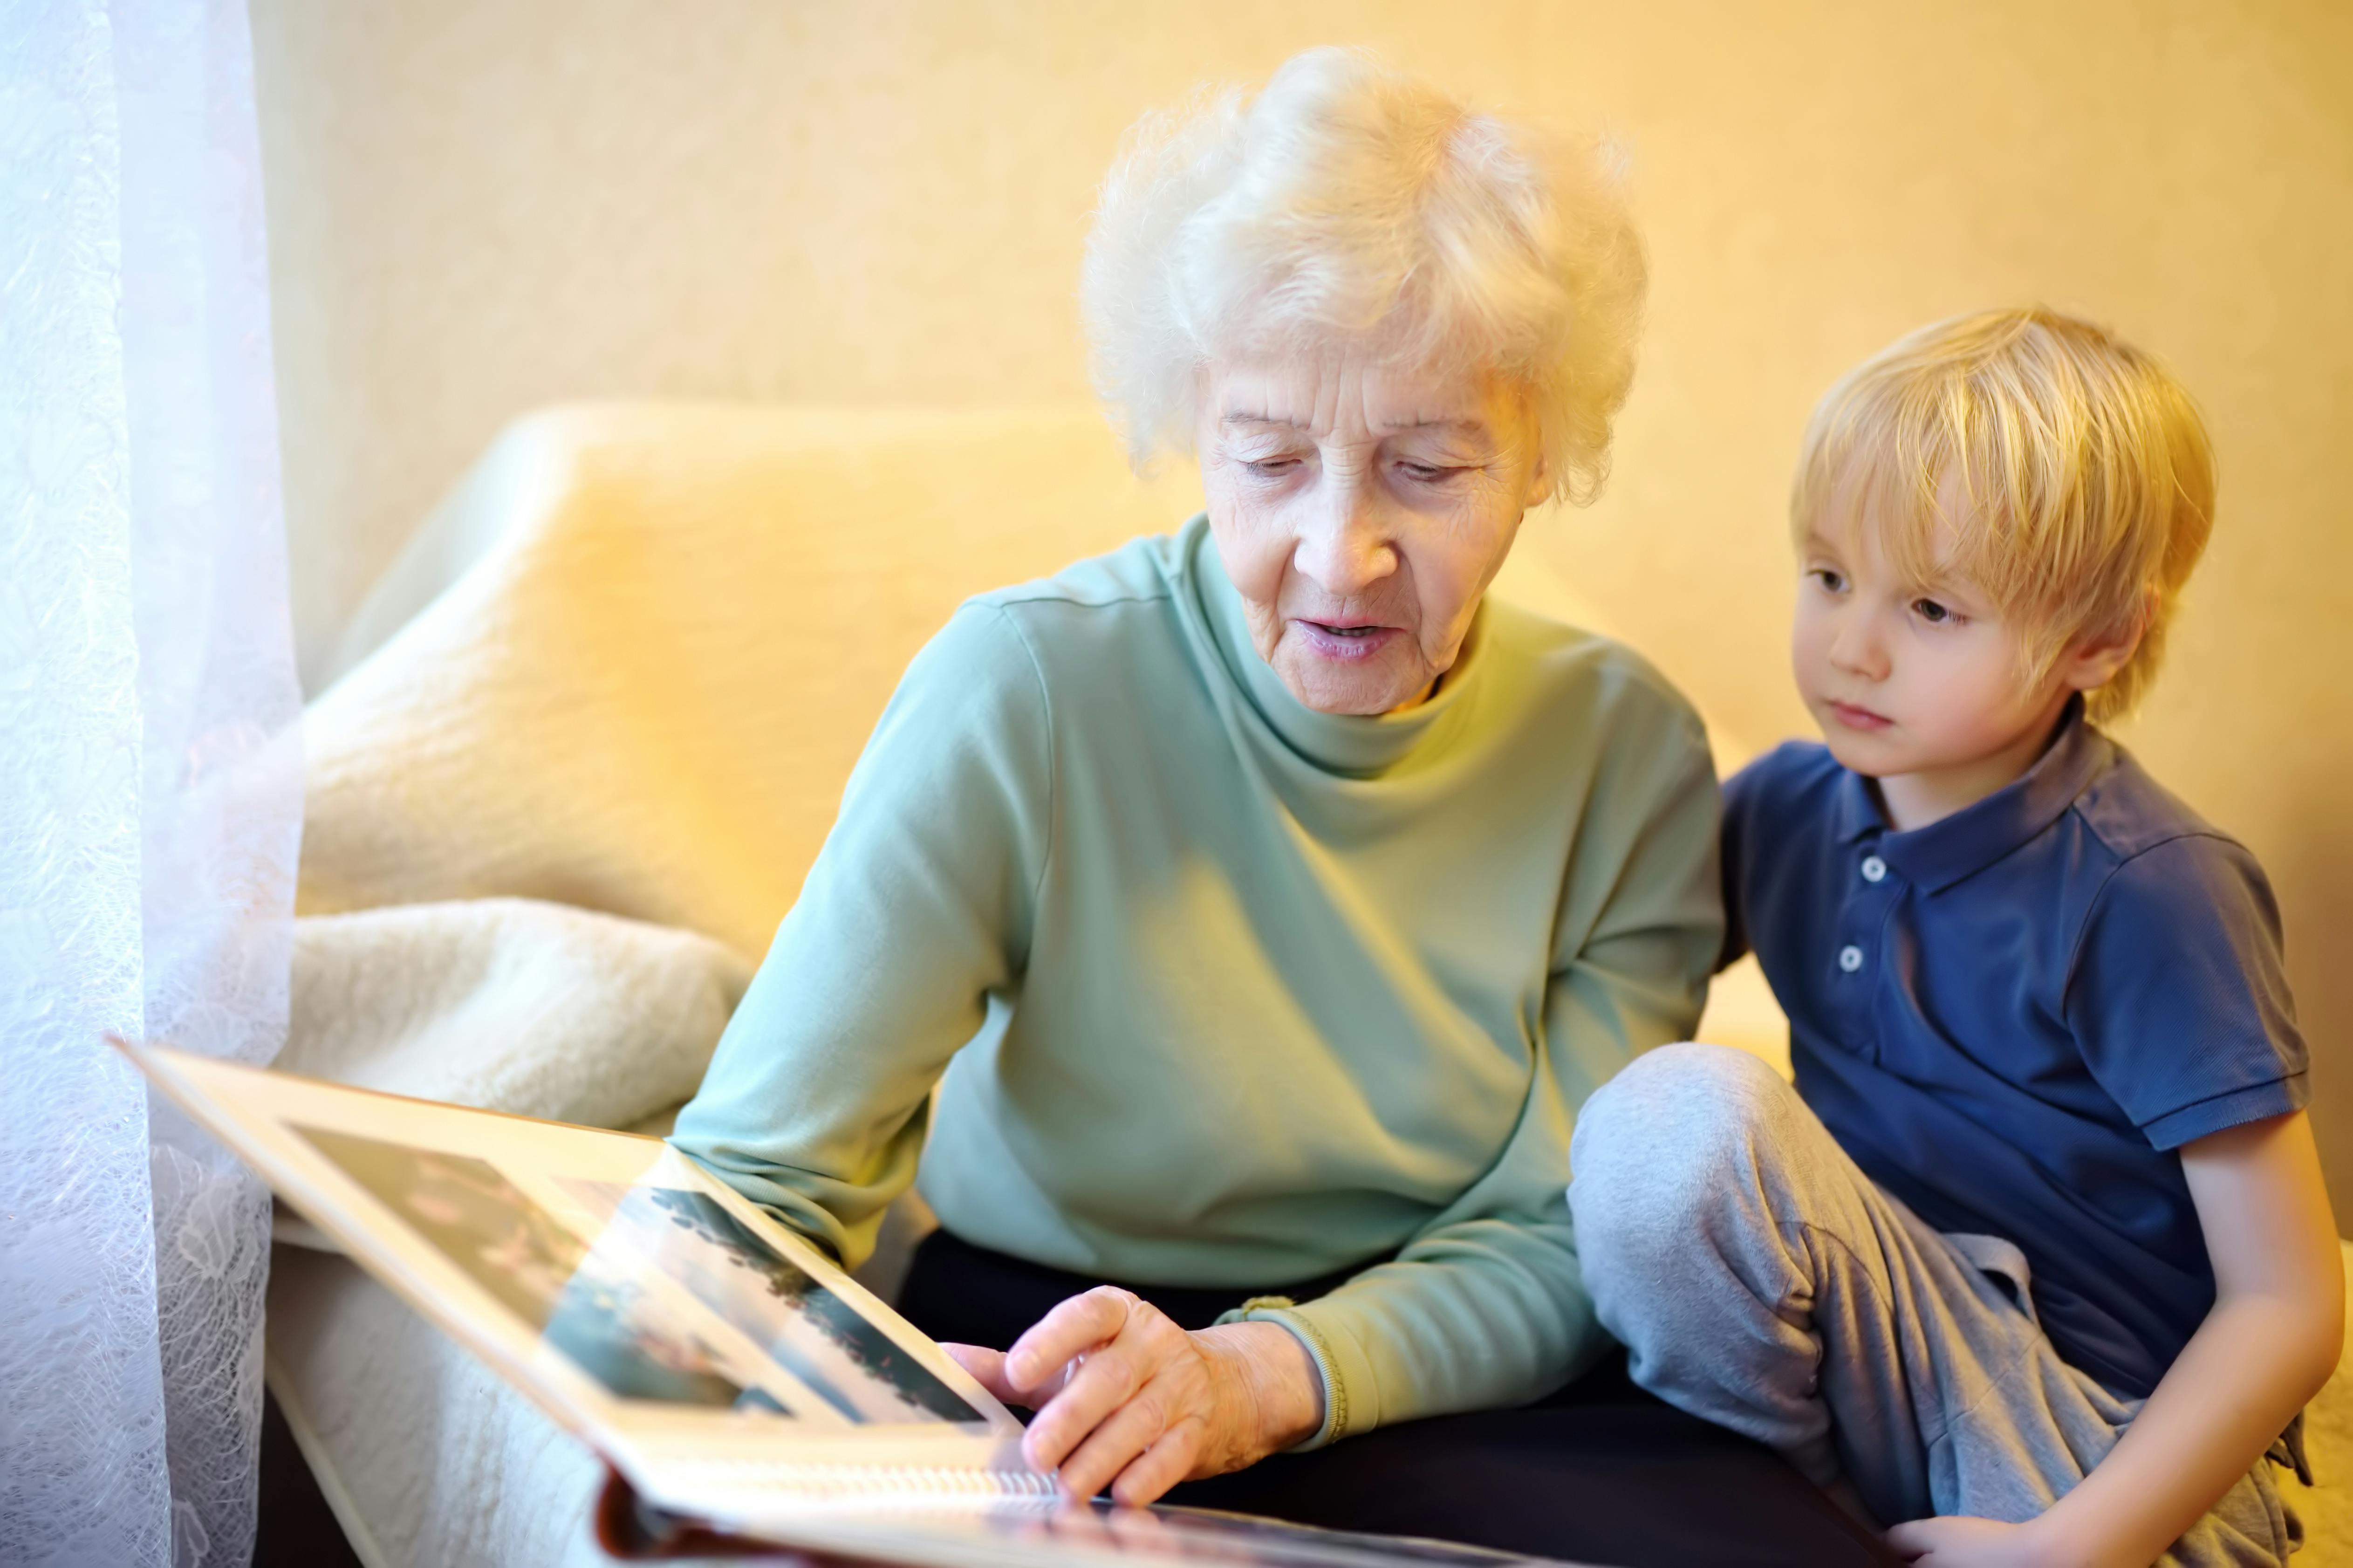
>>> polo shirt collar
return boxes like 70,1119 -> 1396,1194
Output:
1838,698 -> 2113,892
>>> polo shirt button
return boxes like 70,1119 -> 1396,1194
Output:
1838,945 -> 1864,973
1861,856 -> 1888,883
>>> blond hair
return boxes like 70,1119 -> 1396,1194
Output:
1081,46 -> 1648,507
1790,306 -> 2215,721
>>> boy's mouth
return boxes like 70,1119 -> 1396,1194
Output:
1827,700 -> 1894,732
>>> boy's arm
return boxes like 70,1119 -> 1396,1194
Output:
1890,1109 -> 2343,1568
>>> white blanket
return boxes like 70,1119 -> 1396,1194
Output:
282,897 -> 744,1127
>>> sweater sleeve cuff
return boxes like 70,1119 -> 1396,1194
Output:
1214,1295 -> 1376,1452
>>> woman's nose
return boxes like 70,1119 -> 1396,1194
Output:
1291,480 -> 1398,598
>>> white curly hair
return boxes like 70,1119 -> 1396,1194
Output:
1081,46 -> 1648,507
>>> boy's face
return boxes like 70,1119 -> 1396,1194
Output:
1790,508 -> 2072,796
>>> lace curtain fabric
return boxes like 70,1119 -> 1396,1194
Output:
1,2 -> 301,1564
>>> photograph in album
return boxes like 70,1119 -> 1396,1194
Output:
118,1038 -> 1044,1528
551,1176 -> 984,1423
294,1126 -> 788,1412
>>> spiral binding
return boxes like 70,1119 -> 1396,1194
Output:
664,1457 -> 1062,1506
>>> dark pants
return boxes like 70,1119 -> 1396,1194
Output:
897,1228 -> 1901,1568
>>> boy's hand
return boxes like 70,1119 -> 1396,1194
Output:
1883,1515 -> 2061,1567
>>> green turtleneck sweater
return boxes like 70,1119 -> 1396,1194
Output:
672,516 -> 1722,1445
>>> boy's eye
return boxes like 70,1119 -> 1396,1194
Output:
1911,597 -> 1957,625
1809,568 -> 1847,593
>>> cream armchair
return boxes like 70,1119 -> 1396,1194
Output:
266,404 -> 2350,1568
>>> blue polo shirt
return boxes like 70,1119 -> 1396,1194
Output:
1722,704 -> 2307,1399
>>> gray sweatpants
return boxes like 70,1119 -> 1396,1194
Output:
1566,1043 -> 2300,1566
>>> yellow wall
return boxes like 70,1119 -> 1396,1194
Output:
251,2 -> 2353,1207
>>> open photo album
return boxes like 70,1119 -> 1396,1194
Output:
122,1041 -> 1577,1568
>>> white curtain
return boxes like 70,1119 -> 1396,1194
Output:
1,1 -> 301,1564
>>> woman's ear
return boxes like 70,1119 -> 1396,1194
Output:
1509,384 -> 1552,508
1521,441 -> 1553,509
2059,587 -> 2156,694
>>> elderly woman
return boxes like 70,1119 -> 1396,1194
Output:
676,49 -> 1884,1565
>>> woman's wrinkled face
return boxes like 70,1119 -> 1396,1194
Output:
1196,349 -> 1547,715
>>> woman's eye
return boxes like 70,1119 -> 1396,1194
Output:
1396,462 -> 1457,484
1244,457 -> 1301,477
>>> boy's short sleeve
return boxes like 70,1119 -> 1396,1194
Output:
2064,833 -> 2309,1150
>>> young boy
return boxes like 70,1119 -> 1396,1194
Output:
1567,308 -> 2340,1567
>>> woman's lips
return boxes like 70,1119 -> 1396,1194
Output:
1292,619 -> 1402,662
1827,700 -> 1894,732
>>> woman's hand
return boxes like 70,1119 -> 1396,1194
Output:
942,1286 -> 1324,1506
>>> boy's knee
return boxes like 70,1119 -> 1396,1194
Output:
1578,1041 -> 1790,1154
1619,1039 -> 1787,1099
1570,1042 -> 1794,1238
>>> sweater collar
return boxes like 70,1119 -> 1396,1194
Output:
1184,518 -> 1485,779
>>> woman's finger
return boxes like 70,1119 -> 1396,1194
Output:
1004,1287 -> 1135,1391
1107,1416 -> 1206,1508
1021,1338 -> 1151,1472
1049,1374 -> 1180,1500
938,1343 -> 1024,1406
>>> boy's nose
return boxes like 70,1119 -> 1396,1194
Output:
1827,616 -> 1889,681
